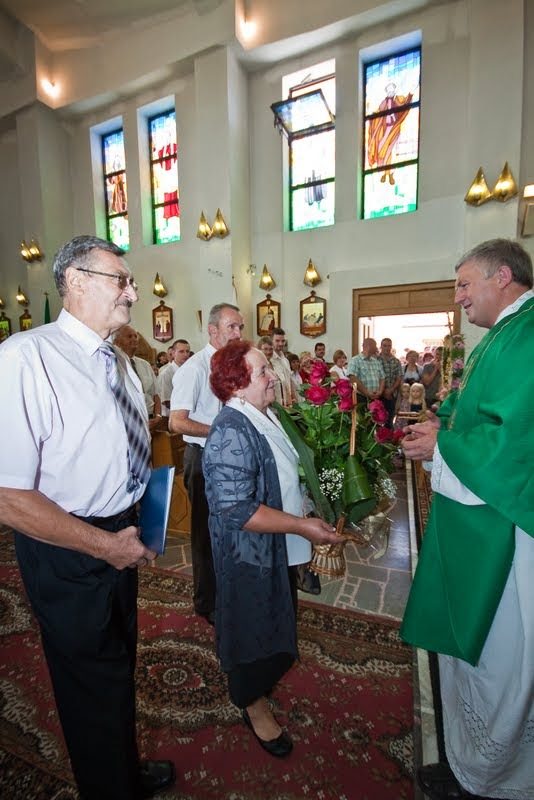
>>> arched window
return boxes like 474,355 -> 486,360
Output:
362,47 -> 421,219
148,110 -> 180,244
102,129 -> 129,249
272,60 -> 335,231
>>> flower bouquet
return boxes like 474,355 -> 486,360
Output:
440,333 -> 465,400
275,360 -> 403,576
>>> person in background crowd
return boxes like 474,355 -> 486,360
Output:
113,325 -> 163,433
156,351 -> 169,368
329,349 -> 348,382
0,235 -> 175,800
379,337 -> 403,427
169,303 -> 244,626
421,346 -> 443,409
271,327 -> 296,406
287,353 -> 303,394
347,337 -> 385,404
402,238 -> 534,800
314,342 -> 326,361
157,338 -> 191,418
299,351 -> 313,383
203,340 -> 343,758
402,349 -> 423,385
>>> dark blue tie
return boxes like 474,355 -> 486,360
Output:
98,342 -> 151,493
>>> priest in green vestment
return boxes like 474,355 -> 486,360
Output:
401,239 -> 534,800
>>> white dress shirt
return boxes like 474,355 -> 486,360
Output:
157,361 -> 178,417
131,354 -> 158,416
0,309 -> 148,516
170,343 -> 221,446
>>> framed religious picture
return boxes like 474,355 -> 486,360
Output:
300,291 -> 326,338
256,294 -> 280,337
19,309 -> 32,332
152,301 -> 174,343
0,312 -> 11,342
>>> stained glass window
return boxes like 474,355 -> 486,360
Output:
102,129 -> 129,250
280,61 -> 336,232
149,111 -> 180,244
362,47 -> 421,220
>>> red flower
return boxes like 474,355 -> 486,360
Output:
375,426 -> 393,444
338,396 -> 354,412
309,360 -> 329,385
369,399 -> 388,425
334,378 -> 353,399
392,429 -> 405,443
305,385 -> 331,405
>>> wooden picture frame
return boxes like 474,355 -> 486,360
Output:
0,312 -> 11,342
19,309 -> 32,332
300,291 -> 326,337
256,294 -> 281,337
152,301 -> 174,342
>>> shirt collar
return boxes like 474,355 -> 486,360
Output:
56,308 -> 107,356
495,289 -> 534,325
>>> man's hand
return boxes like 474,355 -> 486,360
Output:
402,412 -> 441,461
106,526 -> 157,570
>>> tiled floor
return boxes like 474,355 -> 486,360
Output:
155,462 -> 411,622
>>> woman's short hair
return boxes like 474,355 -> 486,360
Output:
332,349 -> 346,363
210,340 -> 253,403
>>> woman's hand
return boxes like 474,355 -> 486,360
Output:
298,517 -> 345,545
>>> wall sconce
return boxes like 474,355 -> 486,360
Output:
153,273 -> 168,298
521,184 -> 534,237
246,264 -> 257,277
258,264 -> 276,291
492,162 -> 518,203
196,212 -> 212,241
464,167 -> 492,206
0,296 -> 4,309
20,238 -> 43,262
303,258 -> 322,287
211,208 -> 230,238
16,286 -> 29,305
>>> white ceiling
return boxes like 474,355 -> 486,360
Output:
0,0 -> 223,51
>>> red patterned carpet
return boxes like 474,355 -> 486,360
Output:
0,530 -> 414,800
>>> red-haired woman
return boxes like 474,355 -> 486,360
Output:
203,340 -> 342,758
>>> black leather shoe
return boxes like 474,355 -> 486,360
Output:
417,763 -> 490,800
139,759 -> 176,798
242,708 -> 293,758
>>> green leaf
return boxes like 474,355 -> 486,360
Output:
273,402 -> 335,524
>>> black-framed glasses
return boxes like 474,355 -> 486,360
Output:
75,267 -> 138,291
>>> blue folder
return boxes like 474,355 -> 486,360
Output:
139,466 -> 175,555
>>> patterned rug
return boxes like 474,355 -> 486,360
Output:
0,530 -> 414,800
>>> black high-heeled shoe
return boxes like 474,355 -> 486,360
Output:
242,708 -> 293,758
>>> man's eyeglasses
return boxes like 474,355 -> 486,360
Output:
75,267 -> 138,291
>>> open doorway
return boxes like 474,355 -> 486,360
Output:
359,311 -> 453,360
352,280 -> 460,357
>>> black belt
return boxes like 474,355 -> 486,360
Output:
72,506 -> 138,533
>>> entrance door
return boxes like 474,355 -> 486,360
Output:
352,281 -> 460,354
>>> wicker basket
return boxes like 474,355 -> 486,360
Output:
310,499 -> 395,577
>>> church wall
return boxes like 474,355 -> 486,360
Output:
0,0 -> 530,358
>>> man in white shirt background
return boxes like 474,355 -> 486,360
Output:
157,338 -> 190,418
271,327 -> 296,407
114,324 -> 162,432
169,303 -> 244,625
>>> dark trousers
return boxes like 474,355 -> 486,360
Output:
14,509 -> 141,800
382,394 -> 396,428
183,443 -> 216,616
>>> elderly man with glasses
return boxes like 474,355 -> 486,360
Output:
0,235 -> 176,800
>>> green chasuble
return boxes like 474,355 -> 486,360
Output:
401,296 -> 534,665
